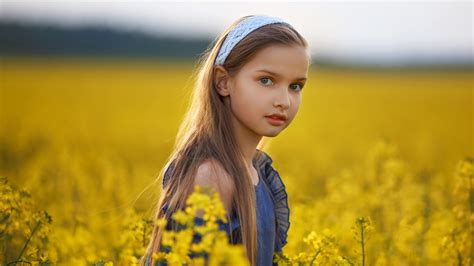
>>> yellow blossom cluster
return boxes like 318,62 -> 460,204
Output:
151,185 -> 248,265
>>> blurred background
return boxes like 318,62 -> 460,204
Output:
0,1 -> 472,265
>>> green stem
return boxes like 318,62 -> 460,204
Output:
360,223 -> 365,266
15,220 -> 41,262
309,249 -> 321,266
142,220 -> 147,248
340,255 -> 355,266
7,259 -> 32,265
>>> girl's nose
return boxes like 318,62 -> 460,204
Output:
273,87 -> 291,110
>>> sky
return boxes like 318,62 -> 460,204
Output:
1,0 -> 472,65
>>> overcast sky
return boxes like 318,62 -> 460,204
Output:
1,0 -> 472,64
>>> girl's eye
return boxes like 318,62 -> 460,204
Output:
291,83 -> 304,92
260,77 -> 304,92
259,77 -> 273,86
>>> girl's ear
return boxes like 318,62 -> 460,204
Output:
213,65 -> 231,97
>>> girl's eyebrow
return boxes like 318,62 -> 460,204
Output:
255,69 -> 307,81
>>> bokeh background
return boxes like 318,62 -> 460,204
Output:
1,1 -> 472,265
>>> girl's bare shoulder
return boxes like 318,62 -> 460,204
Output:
193,158 -> 234,212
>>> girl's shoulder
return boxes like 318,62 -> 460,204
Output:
194,158 -> 235,212
162,158 -> 234,211
163,150 -> 278,188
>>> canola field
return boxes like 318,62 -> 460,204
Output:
0,57 -> 472,265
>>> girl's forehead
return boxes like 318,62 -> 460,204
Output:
243,45 -> 309,78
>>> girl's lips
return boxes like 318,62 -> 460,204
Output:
265,116 -> 285,126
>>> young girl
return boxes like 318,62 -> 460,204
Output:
142,14 -> 311,266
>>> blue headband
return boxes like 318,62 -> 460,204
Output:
214,15 -> 292,66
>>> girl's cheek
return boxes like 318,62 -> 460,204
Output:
290,96 -> 299,107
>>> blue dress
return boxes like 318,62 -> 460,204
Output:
145,149 -> 290,266
254,162 -> 276,265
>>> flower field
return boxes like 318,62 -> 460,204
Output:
1,57 -> 472,265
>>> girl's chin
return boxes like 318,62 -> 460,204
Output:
264,132 -> 280,138
262,128 -> 283,137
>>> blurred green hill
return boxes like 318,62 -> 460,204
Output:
0,21 -> 472,70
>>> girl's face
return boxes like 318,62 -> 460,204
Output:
215,44 -> 310,138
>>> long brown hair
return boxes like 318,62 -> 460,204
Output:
141,14 -> 309,266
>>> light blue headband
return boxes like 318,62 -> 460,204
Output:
214,15 -> 292,66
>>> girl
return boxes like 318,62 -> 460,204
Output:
142,14 -> 311,266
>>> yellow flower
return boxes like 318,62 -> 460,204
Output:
155,217 -> 167,228
172,211 -> 191,225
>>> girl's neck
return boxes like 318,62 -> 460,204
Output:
230,114 -> 263,171
239,135 -> 262,170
